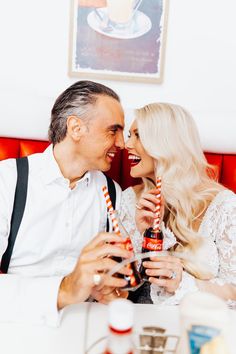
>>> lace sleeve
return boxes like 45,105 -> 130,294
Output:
120,187 -> 142,254
150,271 -> 199,305
201,191 -> 236,286
210,194 -> 236,285
200,190 -> 236,306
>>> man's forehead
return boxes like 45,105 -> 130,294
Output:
91,95 -> 124,125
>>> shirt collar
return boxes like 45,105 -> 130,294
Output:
40,145 -> 91,187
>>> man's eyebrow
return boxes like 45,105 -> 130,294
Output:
107,124 -> 124,130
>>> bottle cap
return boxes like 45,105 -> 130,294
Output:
108,299 -> 134,331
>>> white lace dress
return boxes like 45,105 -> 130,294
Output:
120,188 -> 236,307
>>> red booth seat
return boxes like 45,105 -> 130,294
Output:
0,137 -> 236,192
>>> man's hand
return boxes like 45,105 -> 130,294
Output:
91,286 -> 128,304
135,189 -> 165,234
57,232 -> 133,309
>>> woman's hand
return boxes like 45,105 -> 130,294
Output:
135,189 -> 165,234
142,255 -> 183,293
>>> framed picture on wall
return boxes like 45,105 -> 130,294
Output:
68,0 -> 169,83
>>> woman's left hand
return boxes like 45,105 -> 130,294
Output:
135,189 -> 165,234
142,255 -> 183,294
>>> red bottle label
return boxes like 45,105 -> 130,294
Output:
116,238 -> 133,252
142,237 -> 163,251
124,238 -> 133,251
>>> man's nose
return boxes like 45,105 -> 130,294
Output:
115,132 -> 125,149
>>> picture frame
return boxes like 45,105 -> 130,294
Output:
68,0 -> 169,83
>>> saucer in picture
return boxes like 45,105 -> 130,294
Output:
87,9 -> 152,39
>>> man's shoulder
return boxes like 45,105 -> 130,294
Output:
0,159 -> 17,198
0,149 -> 46,182
0,158 -> 17,178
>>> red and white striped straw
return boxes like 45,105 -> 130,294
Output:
102,185 -> 121,236
152,177 -> 162,232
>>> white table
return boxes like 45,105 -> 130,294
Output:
0,303 -> 235,354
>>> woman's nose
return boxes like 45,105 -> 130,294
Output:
125,137 -> 132,150
115,132 -> 125,149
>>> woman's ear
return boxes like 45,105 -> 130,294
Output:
67,116 -> 87,141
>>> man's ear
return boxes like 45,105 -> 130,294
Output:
67,116 -> 87,141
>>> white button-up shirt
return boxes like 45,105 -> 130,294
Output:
0,145 -> 121,326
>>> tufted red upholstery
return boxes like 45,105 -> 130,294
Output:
0,137 -> 235,192
19,139 -> 50,157
0,138 -> 20,160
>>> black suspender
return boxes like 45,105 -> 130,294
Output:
0,161 -> 117,273
0,157 -> 29,273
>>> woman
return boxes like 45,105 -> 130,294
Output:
120,102 -> 236,306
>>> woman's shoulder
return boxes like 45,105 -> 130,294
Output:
204,189 -> 236,219
200,189 -> 236,237
211,189 -> 236,208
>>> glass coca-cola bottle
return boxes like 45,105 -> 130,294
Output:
139,227 -> 163,281
104,299 -> 135,354
109,211 -> 143,291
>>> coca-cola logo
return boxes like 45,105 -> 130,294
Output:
146,242 -> 162,251
142,237 -> 163,251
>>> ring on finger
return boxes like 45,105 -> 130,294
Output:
93,273 -> 102,286
115,288 -> 121,297
135,203 -> 142,210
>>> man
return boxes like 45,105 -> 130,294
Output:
0,81 -> 132,326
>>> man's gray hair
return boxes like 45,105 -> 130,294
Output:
48,80 -> 120,145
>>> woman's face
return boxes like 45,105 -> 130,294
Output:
126,120 -> 155,180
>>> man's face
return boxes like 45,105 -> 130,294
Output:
77,95 -> 125,172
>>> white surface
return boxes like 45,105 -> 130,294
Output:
87,9 -> 152,39
0,303 -> 235,354
0,304 -> 179,354
0,0 -> 235,151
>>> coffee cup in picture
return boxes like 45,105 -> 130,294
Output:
107,0 -> 142,30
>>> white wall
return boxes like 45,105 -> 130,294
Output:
0,0 -> 235,152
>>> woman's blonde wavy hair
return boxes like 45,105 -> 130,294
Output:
135,102 -> 224,279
